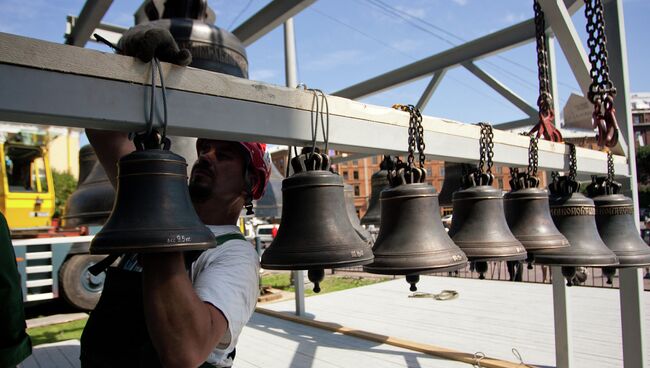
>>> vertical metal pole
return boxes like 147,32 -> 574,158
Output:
546,33 -> 562,119
284,17 -> 305,317
552,266 -> 573,368
603,2 -> 646,366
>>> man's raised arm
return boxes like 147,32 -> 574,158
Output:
85,129 -> 134,188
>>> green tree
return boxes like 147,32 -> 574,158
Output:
52,170 -> 77,218
636,145 -> 650,183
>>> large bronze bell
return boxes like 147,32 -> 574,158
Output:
363,182 -> 467,291
587,176 -> 650,283
62,146 -> 115,228
449,184 -> 527,263
344,184 -> 373,244
504,171 -> 569,261
534,176 -> 618,285
261,153 -> 373,291
360,156 -> 391,227
90,147 -> 216,254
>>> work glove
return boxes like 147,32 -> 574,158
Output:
117,24 -> 192,66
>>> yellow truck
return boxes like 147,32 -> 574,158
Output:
0,131 -> 55,233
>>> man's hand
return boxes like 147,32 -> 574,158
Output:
118,24 -> 192,66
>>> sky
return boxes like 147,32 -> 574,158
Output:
0,0 -> 648,137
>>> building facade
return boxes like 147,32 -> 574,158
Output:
631,93 -> 650,148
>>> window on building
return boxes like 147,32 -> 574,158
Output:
633,114 -> 641,125
343,171 -> 349,180
497,179 -> 504,188
352,160 -> 358,166
354,185 -> 360,196
426,167 -> 432,176
496,166 -> 502,174
372,156 -> 378,164
439,167 -> 445,176
353,171 -> 359,179
4,145 -> 49,193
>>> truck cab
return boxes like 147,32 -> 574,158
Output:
0,132 -> 55,233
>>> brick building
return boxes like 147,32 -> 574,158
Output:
631,93 -> 650,148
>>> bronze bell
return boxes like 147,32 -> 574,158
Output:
504,175 -> 569,261
587,176 -> 650,283
344,184 -> 373,244
363,182 -> 467,291
261,153 -> 374,292
449,184 -> 527,265
534,176 -> 618,285
360,156 -> 392,227
90,147 -> 217,254
62,147 -> 116,228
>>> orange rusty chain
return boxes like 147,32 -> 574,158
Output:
584,0 -> 620,147
529,0 -> 563,143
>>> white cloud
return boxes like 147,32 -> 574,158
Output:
389,39 -> 421,53
249,68 -> 279,81
453,0 -> 468,6
303,50 -> 365,72
394,5 -> 427,19
502,12 -> 527,24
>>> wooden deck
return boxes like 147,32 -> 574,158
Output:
262,275 -> 650,367
19,275 -> 650,367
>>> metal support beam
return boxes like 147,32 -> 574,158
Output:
333,0 -> 579,99
603,2 -> 645,367
552,266 -> 573,368
66,16 -> 126,47
537,0 -> 591,97
463,62 -> 537,118
547,33 -> 562,121
283,17 -> 305,317
619,268 -> 647,368
416,70 -> 446,110
233,0 -> 316,47
0,33 -> 627,176
65,0 -> 113,47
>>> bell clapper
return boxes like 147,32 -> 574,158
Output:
602,267 -> 616,285
308,269 -> 325,293
475,261 -> 488,280
561,266 -> 576,287
405,274 -> 420,292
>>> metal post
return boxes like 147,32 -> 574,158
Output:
619,268 -> 646,368
552,266 -> 573,368
603,2 -> 646,366
284,17 -> 305,317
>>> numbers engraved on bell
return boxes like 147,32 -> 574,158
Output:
350,250 -> 364,258
550,206 -> 596,216
167,235 -> 192,244
595,206 -> 634,215
451,254 -> 464,262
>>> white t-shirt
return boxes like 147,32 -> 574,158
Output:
191,225 -> 260,367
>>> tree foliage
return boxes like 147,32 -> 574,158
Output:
52,170 -> 77,218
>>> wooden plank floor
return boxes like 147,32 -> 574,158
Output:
263,275 -> 650,368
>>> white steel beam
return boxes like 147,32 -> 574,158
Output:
0,33 -> 627,176
552,267 -> 573,368
333,0 -> 580,99
233,0 -> 316,47
65,0 -> 114,47
537,0 -> 591,98
416,70 -> 446,110
463,62 -> 537,118
66,15 -> 126,47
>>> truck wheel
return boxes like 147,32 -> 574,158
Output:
60,255 -> 106,310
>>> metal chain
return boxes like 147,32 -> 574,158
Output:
414,107 -> 426,168
533,0 -> 552,113
585,0 -> 615,103
607,150 -> 614,182
528,135 -> 539,177
477,123 -> 494,174
393,104 -> 425,169
568,143 -> 577,181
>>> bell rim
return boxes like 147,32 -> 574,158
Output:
532,256 -> 619,267
363,261 -> 467,275
260,257 -> 374,270
89,241 -> 216,254
466,253 -> 528,262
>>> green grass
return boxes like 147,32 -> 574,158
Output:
27,318 -> 87,346
262,272 -> 387,296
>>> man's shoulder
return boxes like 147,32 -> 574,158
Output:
196,237 -> 258,266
